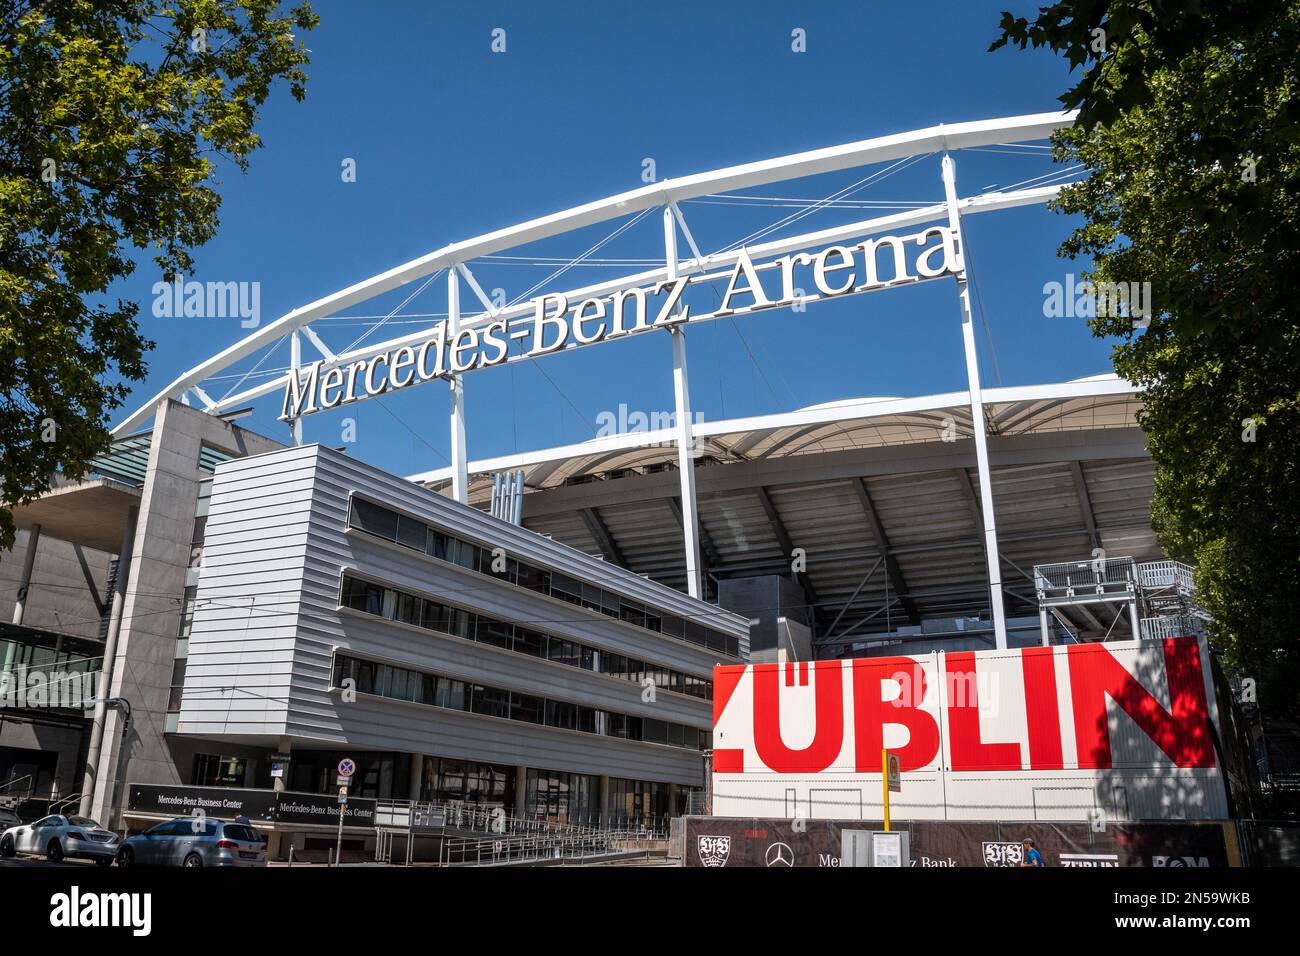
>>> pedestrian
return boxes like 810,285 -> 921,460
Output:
1020,838 -> 1045,867
233,812 -> 251,825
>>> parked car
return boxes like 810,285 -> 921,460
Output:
0,808 -> 21,831
116,818 -> 267,868
0,813 -> 119,865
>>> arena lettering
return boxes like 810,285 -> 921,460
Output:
280,226 -> 961,420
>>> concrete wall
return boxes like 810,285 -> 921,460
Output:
90,400 -> 284,824
0,530 -> 114,640
0,717 -> 87,799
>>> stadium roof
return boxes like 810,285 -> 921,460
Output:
410,375 -> 1159,641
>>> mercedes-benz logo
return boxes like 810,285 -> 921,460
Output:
765,842 -> 794,867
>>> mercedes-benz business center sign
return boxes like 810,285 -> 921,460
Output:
279,225 -> 962,421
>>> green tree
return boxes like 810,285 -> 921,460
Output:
0,0 -> 317,548
993,2 -> 1300,709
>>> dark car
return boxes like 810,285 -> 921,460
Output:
116,818 -> 267,868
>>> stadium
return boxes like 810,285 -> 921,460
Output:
1,111 -> 1271,865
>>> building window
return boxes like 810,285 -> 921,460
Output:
345,495 -> 742,659
167,659 -> 187,712
525,768 -> 600,827
337,574 -> 711,701
350,497 -> 400,539
192,754 -> 248,787
330,653 -> 703,752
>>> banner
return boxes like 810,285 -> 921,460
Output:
712,636 -> 1228,822
683,817 -> 1234,868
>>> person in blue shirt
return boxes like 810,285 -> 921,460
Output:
1020,839 -> 1045,867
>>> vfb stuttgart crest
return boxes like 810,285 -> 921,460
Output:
698,835 -> 731,867
982,841 -> 1024,867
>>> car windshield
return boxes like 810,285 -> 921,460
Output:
67,816 -> 99,828
223,825 -> 260,842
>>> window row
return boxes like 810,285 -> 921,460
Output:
348,497 -> 741,658
339,575 -> 712,701
331,654 -> 711,752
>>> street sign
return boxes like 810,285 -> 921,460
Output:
337,757 -> 356,778
337,787 -> 348,805
887,753 -> 902,793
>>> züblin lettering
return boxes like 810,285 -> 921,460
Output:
279,226 -> 961,421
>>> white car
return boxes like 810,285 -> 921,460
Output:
0,814 -> 119,865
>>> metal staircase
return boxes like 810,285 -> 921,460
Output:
1033,556 -> 1212,644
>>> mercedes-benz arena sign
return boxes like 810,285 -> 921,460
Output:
711,636 -> 1228,822
279,226 -> 959,421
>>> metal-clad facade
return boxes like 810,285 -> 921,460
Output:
179,444 -> 747,787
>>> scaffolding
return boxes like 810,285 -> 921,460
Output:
1033,556 -> 1210,645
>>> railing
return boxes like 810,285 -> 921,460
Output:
1139,616 -> 1207,641
0,774 -> 35,805
440,827 -> 667,866
47,792 -> 82,815
373,796 -> 669,842
684,791 -> 709,815
1034,556 -> 1138,594
1137,560 -> 1197,593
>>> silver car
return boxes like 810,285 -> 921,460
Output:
0,813 -> 119,865
116,818 -> 267,868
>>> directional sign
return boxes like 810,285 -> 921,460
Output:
338,757 -> 356,778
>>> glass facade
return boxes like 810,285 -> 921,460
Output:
191,753 -> 249,787
285,749 -> 411,800
607,777 -> 672,828
421,756 -> 515,807
348,496 -> 742,659
332,654 -> 709,751
525,768 -> 601,827
339,574 -> 713,701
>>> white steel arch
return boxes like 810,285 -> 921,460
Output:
112,111 -> 1074,436
112,110 -> 1081,647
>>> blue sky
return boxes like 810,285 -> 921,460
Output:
113,0 -> 1111,478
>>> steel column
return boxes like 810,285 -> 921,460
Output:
941,153 -> 1008,649
289,330 -> 303,446
665,206 -> 702,598
448,269 -> 469,504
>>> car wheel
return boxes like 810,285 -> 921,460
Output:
183,852 -> 203,868
47,839 -> 64,863
0,835 -> 13,858
117,847 -> 134,868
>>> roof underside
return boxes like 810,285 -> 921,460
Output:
421,384 -> 1161,643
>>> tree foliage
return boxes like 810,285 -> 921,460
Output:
994,2 -> 1300,709
0,0 -> 317,547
